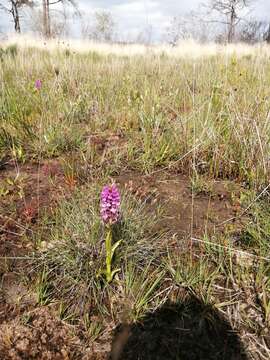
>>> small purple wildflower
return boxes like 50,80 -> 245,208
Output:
100,184 -> 120,224
35,79 -> 42,91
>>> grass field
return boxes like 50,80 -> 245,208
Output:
0,39 -> 270,359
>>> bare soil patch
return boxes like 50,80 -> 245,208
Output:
0,160 -> 66,259
116,171 -> 246,240
0,160 -> 71,325
0,307 -> 85,360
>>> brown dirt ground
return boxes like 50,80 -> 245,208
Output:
0,160 -> 70,324
116,171 -> 246,240
0,161 -> 249,360
0,307 -> 109,360
0,160 -> 67,259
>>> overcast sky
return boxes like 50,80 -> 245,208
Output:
0,0 -> 270,41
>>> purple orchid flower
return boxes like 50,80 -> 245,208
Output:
100,184 -> 121,224
35,79 -> 42,90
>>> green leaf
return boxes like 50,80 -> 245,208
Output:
111,239 -> 122,258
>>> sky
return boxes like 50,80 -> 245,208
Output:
0,0 -> 270,41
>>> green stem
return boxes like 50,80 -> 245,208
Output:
105,227 -> 112,282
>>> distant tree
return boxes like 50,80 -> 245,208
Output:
30,6 -> 70,38
202,0 -> 254,43
238,18 -> 266,43
166,16 -> 183,46
0,0 -> 34,33
263,24 -> 270,43
166,11 -> 213,45
83,11 -> 116,42
136,24 -> 153,45
42,0 -> 78,38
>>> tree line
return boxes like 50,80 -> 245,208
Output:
0,0 -> 270,44
167,0 -> 270,44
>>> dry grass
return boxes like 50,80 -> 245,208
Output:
2,34 -> 270,58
